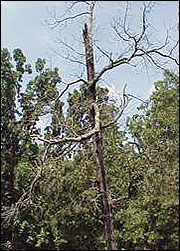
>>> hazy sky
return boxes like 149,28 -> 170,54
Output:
1,1 -> 179,123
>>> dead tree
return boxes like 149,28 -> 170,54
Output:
83,3 -> 117,247
39,1 -> 179,250
3,2 -> 178,250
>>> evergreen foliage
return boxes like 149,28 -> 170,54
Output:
1,48 -> 179,250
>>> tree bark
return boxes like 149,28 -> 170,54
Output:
83,22 -> 117,250
6,143 -> 18,250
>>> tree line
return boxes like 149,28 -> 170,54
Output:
1,1 -> 179,250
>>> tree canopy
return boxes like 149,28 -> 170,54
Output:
1,47 -> 179,250
1,1 -> 179,250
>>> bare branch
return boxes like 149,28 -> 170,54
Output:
31,102 -> 100,145
144,53 -> 167,71
111,24 -> 131,42
94,43 -> 113,64
151,50 -> 179,65
169,40 -> 179,57
127,93 -> 148,104
102,84 -> 130,129
56,38 -> 85,57
49,12 -> 90,28
123,1 -> 131,38
68,1 -> 91,10
94,35 -> 178,85
135,47 -> 179,67
94,57 -> 129,85
136,3 -> 147,44
55,78 -> 87,102
1,159 -> 45,221
67,1 -> 83,10
50,46 -> 86,66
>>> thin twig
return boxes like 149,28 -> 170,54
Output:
31,102 -> 100,145
50,12 -> 90,28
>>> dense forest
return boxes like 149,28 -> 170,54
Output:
1,48 -> 179,250
1,1 -> 179,250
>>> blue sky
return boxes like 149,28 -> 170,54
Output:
1,1 -> 179,123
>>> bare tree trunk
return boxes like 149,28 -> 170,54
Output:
95,131 -> 117,250
83,21 -> 117,250
8,144 -> 18,250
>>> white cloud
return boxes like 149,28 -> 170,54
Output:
148,83 -> 156,97
101,84 -> 123,106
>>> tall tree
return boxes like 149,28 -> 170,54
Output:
1,48 -> 33,249
1,48 -> 62,250
44,1 -> 178,249
119,70 -> 179,250
1,1 -> 179,250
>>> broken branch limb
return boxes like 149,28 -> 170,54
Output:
31,102 -> 100,145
